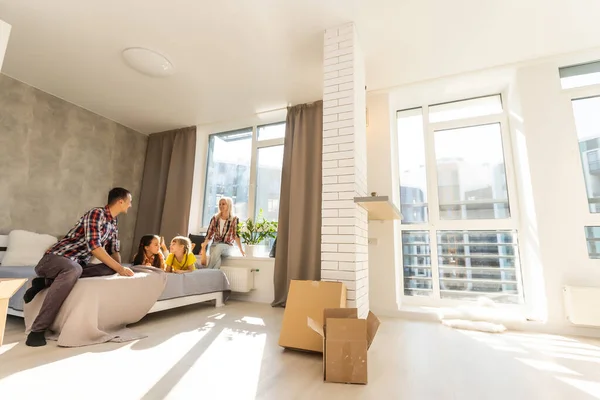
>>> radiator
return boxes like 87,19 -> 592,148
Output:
221,267 -> 253,293
563,286 -> 600,327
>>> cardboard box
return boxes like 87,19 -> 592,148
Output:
308,308 -> 381,385
0,278 -> 28,346
278,280 -> 347,353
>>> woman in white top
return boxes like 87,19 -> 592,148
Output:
202,196 -> 245,269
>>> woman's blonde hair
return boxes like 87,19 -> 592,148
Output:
214,196 -> 235,220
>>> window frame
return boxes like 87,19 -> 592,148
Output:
201,122 -> 285,230
396,93 -> 525,308
562,81 -> 600,219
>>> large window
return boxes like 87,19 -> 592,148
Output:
560,62 -> 600,213
397,95 -> 524,305
203,128 -> 253,225
202,123 -> 285,254
584,226 -> 600,259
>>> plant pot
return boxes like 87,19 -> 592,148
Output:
244,244 -> 257,257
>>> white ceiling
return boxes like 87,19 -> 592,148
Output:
1,0 -> 600,134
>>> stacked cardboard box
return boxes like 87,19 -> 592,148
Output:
278,280 -> 380,384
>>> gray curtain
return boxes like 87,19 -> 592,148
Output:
272,101 -> 323,307
132,126 -> 196,259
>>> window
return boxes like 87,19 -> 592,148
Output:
258,123 -> 286,141
202,123 -> 285,255
561,61 -> 600,256
570,96 -> 600,212
255,123 -> 286,222
437,230 -> 520,302
397,95 -> 524,305
255,145 -> 284,222
435,123 -> 510,220
585,226 -> 600,259
560,61 -> 600,89
202,128 -> 252,225
397,109 -> 429,224
429,95 -> 503,123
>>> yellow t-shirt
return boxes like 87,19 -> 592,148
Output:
166,252 -> 197,272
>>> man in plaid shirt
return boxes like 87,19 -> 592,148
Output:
24,187 -> 135,347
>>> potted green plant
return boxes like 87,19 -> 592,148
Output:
237,209 -> 278,257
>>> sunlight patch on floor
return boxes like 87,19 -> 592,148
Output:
236,316 -> 266,326
557,377 -> 600,399
488,344 -> 529,354
0,327 -> 214,399
165,327 -> 267,400
541,351 -> 600,364
515,358 -> 582,376
0,341 -> 18,356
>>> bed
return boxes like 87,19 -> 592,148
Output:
0,265 -> 231,317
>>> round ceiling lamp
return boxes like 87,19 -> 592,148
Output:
122,47 -> 174,77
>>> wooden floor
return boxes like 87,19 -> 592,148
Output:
2,301 -> 600,399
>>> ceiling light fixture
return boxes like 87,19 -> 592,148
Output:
121,47 -> 174,77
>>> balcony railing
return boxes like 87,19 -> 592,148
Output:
589,160 -> 600,174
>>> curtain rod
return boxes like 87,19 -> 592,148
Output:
257,99 -> 321,115
255,105 -> 288,115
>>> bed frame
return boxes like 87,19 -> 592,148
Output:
148,291 -> 224,313
7,308 -> 23,318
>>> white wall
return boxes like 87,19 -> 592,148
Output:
365,93 -> 399,315
367,46 -> 600,334
513,57 -> 600,330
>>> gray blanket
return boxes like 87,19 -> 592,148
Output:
0,265 -> 231,312
159,268 -> 231,302
24,265 -> 167,347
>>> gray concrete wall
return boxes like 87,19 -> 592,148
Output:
0,74 -> 147,261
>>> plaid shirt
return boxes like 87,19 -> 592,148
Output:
46,205 -> 120,265
206,215 -> 239,245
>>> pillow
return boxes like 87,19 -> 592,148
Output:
2,230 -> 58,267
188,233 -> 206,255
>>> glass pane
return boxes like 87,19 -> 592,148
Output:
258,123 -> 285,141
202,129 -> 252,226
434,123 -> 510,220
560,61 -> 600,89
254,145 -> 283,254
397,108 -> 428,224
429,95 -> 503,123
437,230 -> 522,304
402,231 -> 432,297
571,96 -> 600,212
584,226 -> 600,259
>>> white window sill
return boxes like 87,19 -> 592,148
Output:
226,255 -> 274,262
392,303 -> 534,325
221,256 -> 275,268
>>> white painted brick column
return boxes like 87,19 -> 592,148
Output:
321,22 -> 369,318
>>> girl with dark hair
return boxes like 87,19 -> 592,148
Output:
132,235 -> 166,270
